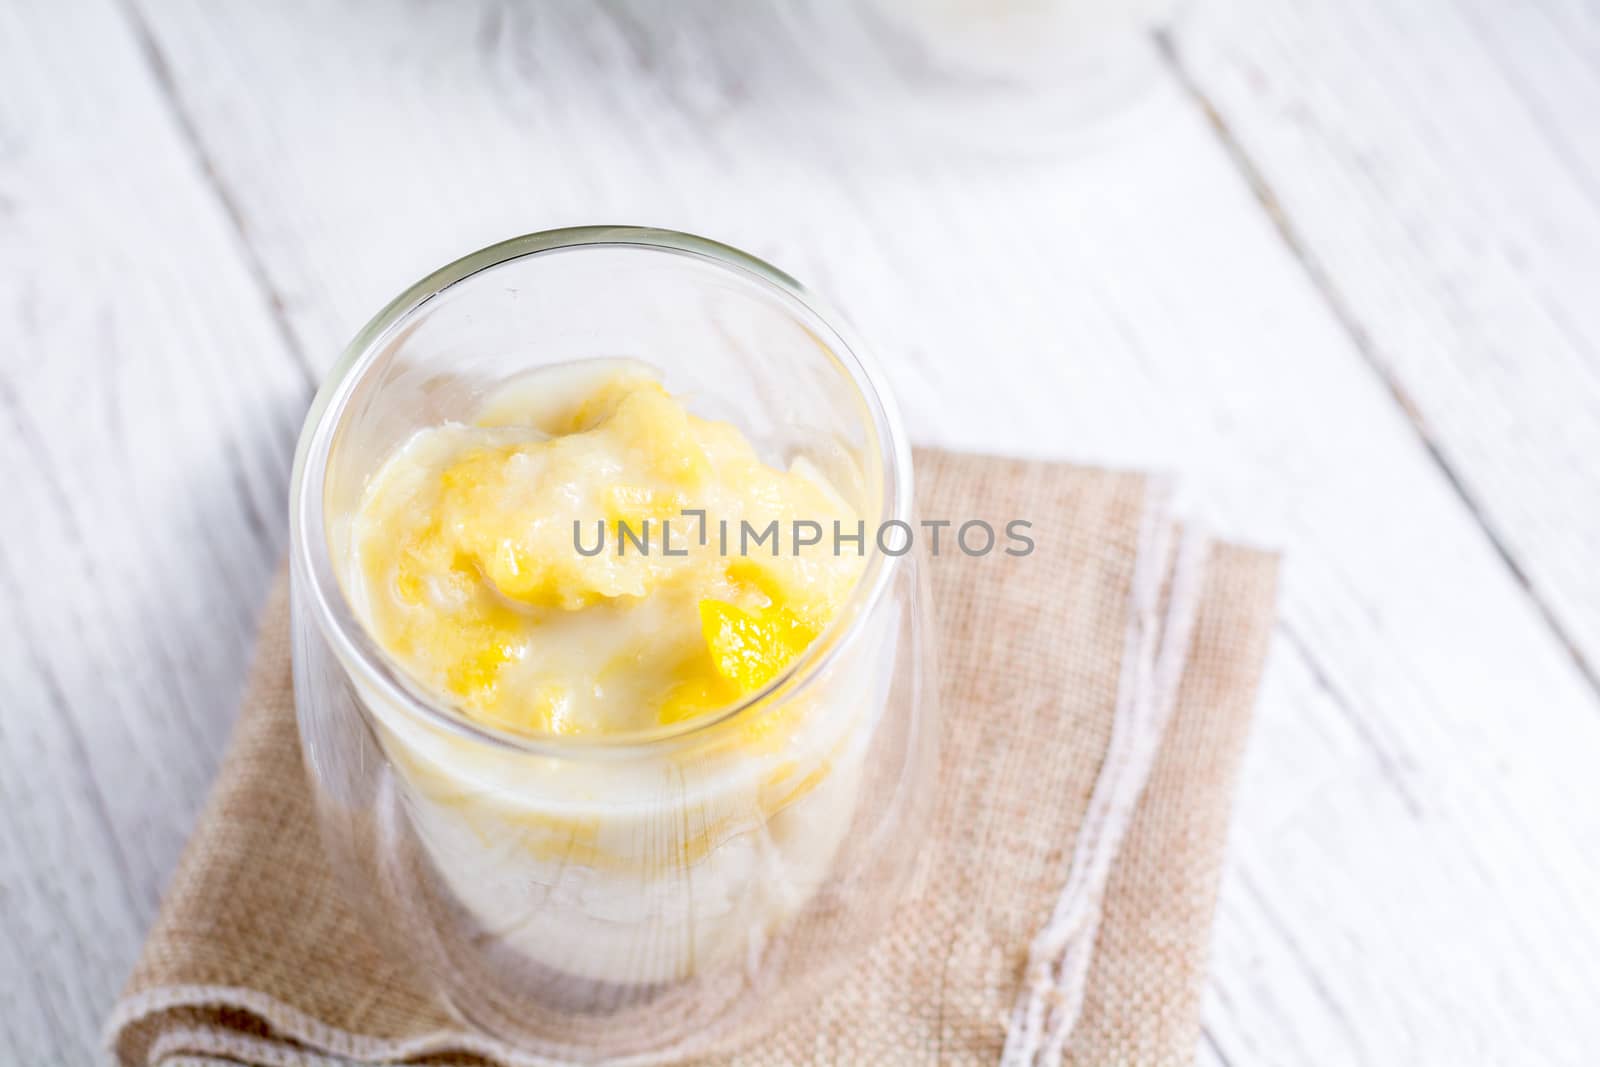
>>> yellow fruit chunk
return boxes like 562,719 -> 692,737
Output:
610,385 -> 711,486
698,599 -> 817,694
658,674 -> 742,725
442,613 -> 523,706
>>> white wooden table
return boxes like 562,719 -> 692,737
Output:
7,1 -> 1600,1063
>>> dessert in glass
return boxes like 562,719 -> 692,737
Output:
289,228 -> 939,1060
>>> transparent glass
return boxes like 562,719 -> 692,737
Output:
288,228 -> 939,1061
788,0 -> 1180,153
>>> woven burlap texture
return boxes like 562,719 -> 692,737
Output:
108,449 -> 1277,1067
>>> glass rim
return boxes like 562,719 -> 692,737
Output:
289,225 -> 914,760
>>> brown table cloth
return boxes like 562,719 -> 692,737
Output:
108,449 -> 1277,1066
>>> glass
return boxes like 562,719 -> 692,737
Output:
787,0 -> 1180,152
288,228 -> 939,1060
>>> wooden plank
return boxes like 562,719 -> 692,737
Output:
0,0 -> 310,1060
122,4 -> 1600,1063
1163,7 -> 1600,1055
1168,0 -> 1600,685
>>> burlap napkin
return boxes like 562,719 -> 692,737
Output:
108,449 -> 1276,1067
